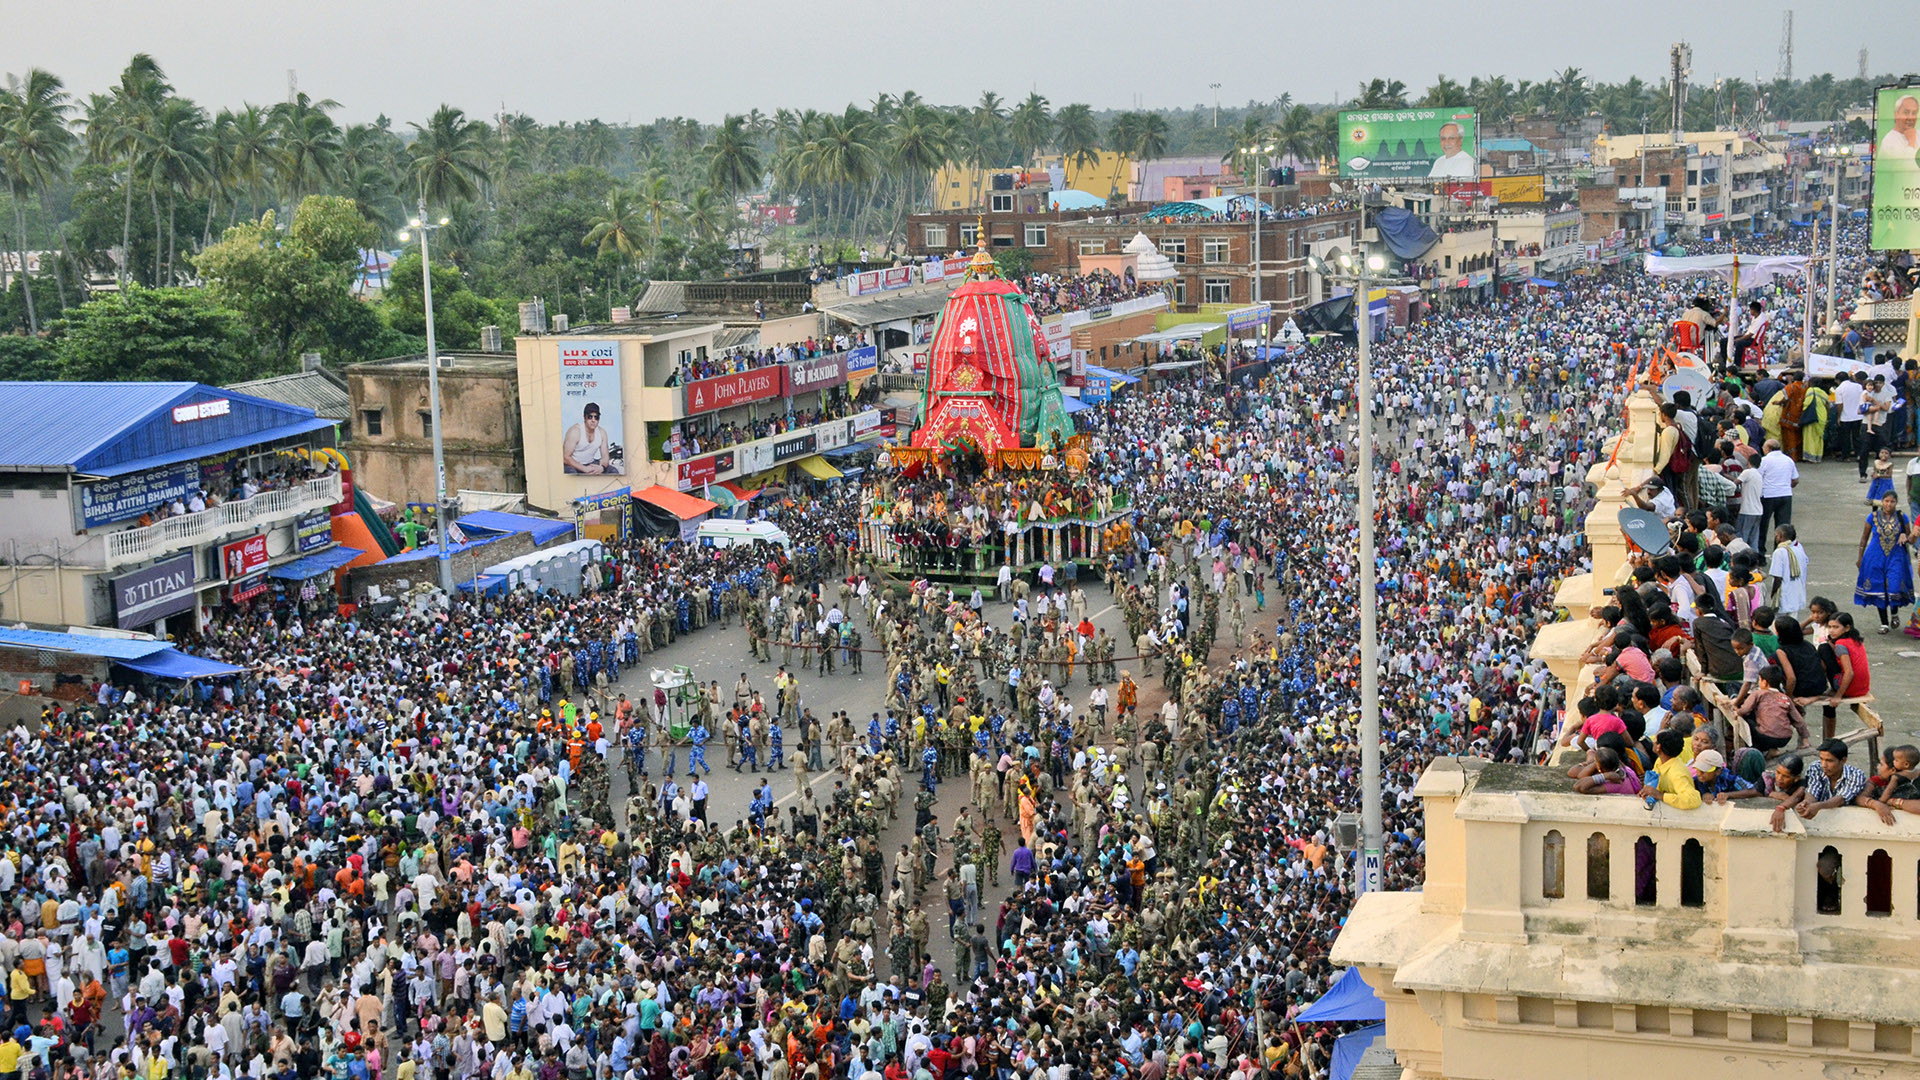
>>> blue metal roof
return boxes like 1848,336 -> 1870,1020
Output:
379,534 -> 508,564
0,628 -> 172,659
0,382 -> 327,473
1483,138 -> 1540,153
455,511 -> 575,546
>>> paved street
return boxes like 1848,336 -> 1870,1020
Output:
594,574 -> 1185,973
1790,448 -> 1920,745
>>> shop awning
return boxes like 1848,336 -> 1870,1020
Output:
633,484 -> 719,520
1062,396 -> 1092,413
1527,277 -> 1561,287
455,510 -> 574,546
1133,324 -> 1222,344
822,440 -> 881,458
1085,365 -> 1139,386
268,546 -> 363,581
793,455 -> 844,480
114,649 -> 247,680
1149,360 -> 1204,371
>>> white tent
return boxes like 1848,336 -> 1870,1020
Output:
1642,253 -> 1809,290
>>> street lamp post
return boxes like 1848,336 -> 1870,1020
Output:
1820,145 -> 1850,334
399,198 -> 456,594
1306,240 -> 1412,894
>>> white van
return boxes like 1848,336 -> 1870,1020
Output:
694,519 -> 792,552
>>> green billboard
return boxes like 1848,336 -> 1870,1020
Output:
1338,108 -> 1479,181
1872,85 -> 1920,250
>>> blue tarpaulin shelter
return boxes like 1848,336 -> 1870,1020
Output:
1527,277 -> 1561,288
1374,207 -> 1439,260
455,511 -> 574,546
1295,967 -> 1386,1022
1085,365 -> 1139,386
1330,1023 -> 1387,1080
268,546 -> 363,580
115,650 -> 246,680
1062,395 -> 1092,413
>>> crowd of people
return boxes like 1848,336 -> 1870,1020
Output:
135,457 -> 341,530
671,335 -> 870,388
1009,271 -> 1159,319
0,215 -> 1902,1080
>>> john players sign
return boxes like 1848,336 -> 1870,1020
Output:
684,367 -> 785,414
112,552 -> 196,629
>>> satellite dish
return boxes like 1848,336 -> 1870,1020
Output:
1330,182 -> 1345,194
1660,366 -> 1713,406
1617,507 -> 1672,556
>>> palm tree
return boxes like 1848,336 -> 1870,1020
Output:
800,111 -> 878,244
1272,104 -> 1316,167
1472,75 -> 1516,126
1551,67 -> 1590,122
0,68 -> 76,332
1421,76 -> 1467,108
102,54 -> 170,287
682,187 -> 733,246
1054,103 -> 1101,171
886,104 -> 948,226
1111,112 -> 1169,161
971,92 -> 1009,164
276,107 -> 341,206
634,171 -> 681,247
137,97 -> 209,285
1009,92 -> 1051,164
1355,79 -> 1409,108
584,187 -> 648,289
223,104 -> 278,221
1222,112 -> 1272,181
704,115 -> 764,199
577,118 -> 617,170
1309,109 -> 1342,168
409,105 -> 490,210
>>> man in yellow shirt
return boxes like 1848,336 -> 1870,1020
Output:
0,1033 -> 22,1080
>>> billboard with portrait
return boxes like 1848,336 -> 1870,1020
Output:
1872,86 -> 1920,250
1338,108 -> 1479,181
558,340 -> 624,476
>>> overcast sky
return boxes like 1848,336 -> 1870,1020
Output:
3,0 -> 1904,125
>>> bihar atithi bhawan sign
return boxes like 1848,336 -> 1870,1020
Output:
77,462 -> 202,528
786,352 -> 848,393
112,552 -> 197,629
684,367 -> 785,414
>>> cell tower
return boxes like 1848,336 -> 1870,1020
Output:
1859,47 -> 1869,81
1776,10 -> 1793,82
286,69 -> 297,103
1669,42 -> 1692,142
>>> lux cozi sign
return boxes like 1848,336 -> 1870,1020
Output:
683,367 -> 785,414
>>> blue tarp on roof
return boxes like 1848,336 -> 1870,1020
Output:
455,511 -> 574,546
1375,207 -> 1440,260
1062,395 -> 1092,413
0,628 -> 171,660
1484,138 -> 1540,153
1295,967 -> 1386,1023
0,382 -> 330,475
114,649 -> 246,680
822,441 -> 882,458
1047,189 -> 1106,211
1528,277 -> 1561,287
268,546 -> 363,580
379,534 -> 508,564
1085,365 -> 1139,386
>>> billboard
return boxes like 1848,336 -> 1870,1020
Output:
1490,173 -> 1546,204
1871,86 -> 1920,250
112,552 -> 196,629
787,351 -> 849,393
683,367 -> 785,414
676,450 -> 734,492
77,462 -> 202,528
294,508 -> 333,553
558,340 -> 624,476
1338,108 -> 1479,180
221,534 -> 269,580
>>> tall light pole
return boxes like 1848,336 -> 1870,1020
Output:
399,198 -> 456,594
1819,145 -> 1850,334
1307,233 -> 1411,895
1240,142 -> 1274,305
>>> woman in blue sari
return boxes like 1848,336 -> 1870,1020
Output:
1856,491 -> 1916,632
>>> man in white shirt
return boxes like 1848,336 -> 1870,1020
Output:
1768,523 -> 1810,617
1756,438 -> 1799,546
1735,457 -> 1765,550
1426,123 -> 1476,179
1834,373 -> 1865,462
1861,375 -> 1895,481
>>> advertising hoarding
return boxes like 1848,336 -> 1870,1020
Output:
1338,108 -> 1479,180
683,367 -> 785,414
77,462 -> 202,528
221,534 -> 269,580
771,433 -> 817,463
676,451 -> 735,492
1871,85 -> 1920,250
786,352 -> 849,393
112,552 -> 197,629
558,340 -> 624,476
294,508 -> 333,553
845,344 -> 879,376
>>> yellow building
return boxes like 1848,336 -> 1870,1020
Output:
929,152 -> 1133,212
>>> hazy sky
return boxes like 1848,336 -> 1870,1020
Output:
3,0 -> 1903,125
